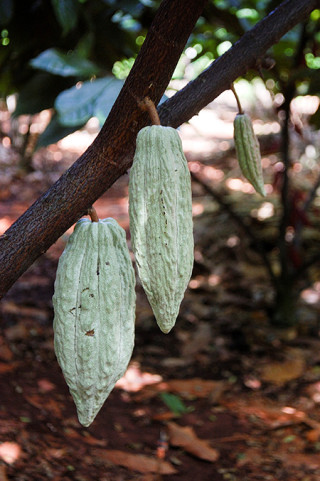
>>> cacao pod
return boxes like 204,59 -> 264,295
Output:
233,113 -> 266,196
129,125 -> 194,334
53,217 -> 136,427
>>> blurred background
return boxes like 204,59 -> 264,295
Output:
0,1 -> 320,480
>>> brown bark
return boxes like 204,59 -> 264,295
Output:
0,0 -> 318,299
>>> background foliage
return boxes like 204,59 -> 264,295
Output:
1,0 -> 319,147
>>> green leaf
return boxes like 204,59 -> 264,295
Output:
93,78 -> 124,124
55,76 -> 122,126
36,113 -> 83,148
30,49 -> 100,78
160,392 -> 190,416
51,0 -> 79,34
0,0 -> 14,25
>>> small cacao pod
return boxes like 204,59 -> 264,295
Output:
52,217 -> 136,427
129,125 -> 194,334
233,113 -> 266,196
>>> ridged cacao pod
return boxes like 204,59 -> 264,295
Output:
53,217 -> 136,427
234,113 -> 266,196
129,125 -> 194,334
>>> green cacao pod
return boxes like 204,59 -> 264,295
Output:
234,113 -> 266,197
52,217 -> 136,427
129,125 -> 194,334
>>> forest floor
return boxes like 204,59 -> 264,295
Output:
1,90 -> 320,481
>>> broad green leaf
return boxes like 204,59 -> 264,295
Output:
55,76 -> 122,126
51,0 -> 79,34
93,78 -> 123,124
36,114 -> 84,148
30,49 -> 100,78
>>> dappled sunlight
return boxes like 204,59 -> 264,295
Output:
0,441 -> 21,464
189,273 -> 221,289
254,121 -> 280,135
254,202 -> 275,221
115,362 -> 162,392
192,203 -> 204,216
225,177 -> 255,194
226,235 -> 240,247
0,217 -> 11,234
301,288 -> 320,305
201,165 -> 224,181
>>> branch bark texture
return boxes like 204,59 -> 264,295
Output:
0,0 -> 318,299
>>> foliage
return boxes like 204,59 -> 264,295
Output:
0,1 -> 319,147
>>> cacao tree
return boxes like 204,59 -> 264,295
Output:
0,0 -> 319,329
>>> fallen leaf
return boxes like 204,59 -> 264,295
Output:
259,348 -> 305,384
134,378 -> 226,403
0,362 -> 18,374
305,429 -> 320,443
167,422 -> 219,462
24,395 -> 62,418
166,379 -> 226,401
236,447 -> 263,467
93,449 -> 177,474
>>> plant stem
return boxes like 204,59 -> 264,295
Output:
139,97 -> 161,125
230,84 -> 243,114
88,206 -> 99,222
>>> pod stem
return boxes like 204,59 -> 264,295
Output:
139,97 -> 161,126
88,206 -> 99,222
230,83 -> 244,115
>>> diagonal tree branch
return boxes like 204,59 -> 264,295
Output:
0,0 -> 318,299
158,0 -> 320,127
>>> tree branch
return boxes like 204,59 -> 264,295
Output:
0,0 -> 318,299
158,0 -> 319,127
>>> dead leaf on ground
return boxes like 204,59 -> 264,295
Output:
0,362 -> 19,374
93,449 -> 177,474
63,428 -> 107,446
24,395 -> 62,418
134,378 -> 227,403
259,348 -> 306,385
222,395 -> 312,429
276,451 -> 320,469
167,422 -> 219,462
236,447 -> 263,467
166,379 -> 227,402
